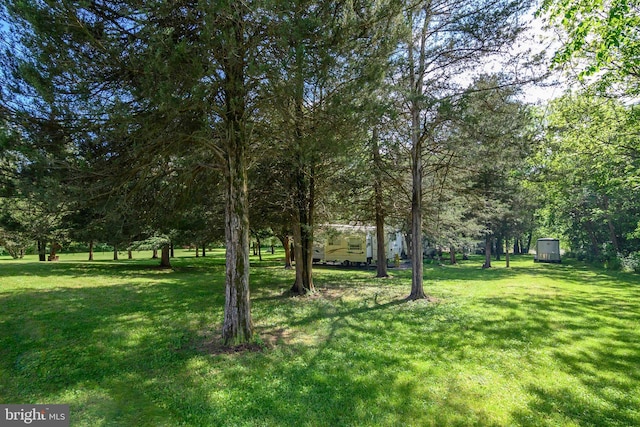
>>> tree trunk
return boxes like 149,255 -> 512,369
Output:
222,143 -> 252,345
281,235 -> 292,269
152,249 -> 158,259
513,238 -> 520,255
495,235 -> 502,261
38,240 -> 46,262
372,128 -> 388,278
49,241 -> 58,261
449,246 -> 457,265
405,231 -> 412,259
160,244 -> 171,268
202,244 -> 206,257
195,244 -> 199,258
221,20 -> 253,346
113,245 -> 118,261
505,237 -> 510,268
407,13 -> 426,300
408,108 -> 425,299
375,215 -> 388,277
128,249 -> 132,259
483,236 -> 492,268
525,232 -> 533,254
170,243 -> 174,258
585,222 -> 600,256
289,57 -> 315,295
291,166 -> 315,295
88,240 -> 94,261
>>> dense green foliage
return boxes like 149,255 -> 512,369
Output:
536,92 -> 640,267
1,251 -> 638,425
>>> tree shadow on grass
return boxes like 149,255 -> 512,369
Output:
0,255 -> 228,282
473,268 -> 640,426
0,260 -> 229,424
0,258 -> 487,426
1,256 -> 638,426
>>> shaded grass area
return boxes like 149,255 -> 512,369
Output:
0,252 -> 638,426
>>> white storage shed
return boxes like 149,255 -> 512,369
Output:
534,238 -> 561,263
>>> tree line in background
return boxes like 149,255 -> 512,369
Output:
0,0 -> 638,345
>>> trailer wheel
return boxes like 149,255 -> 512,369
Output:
342,260 -> 351,267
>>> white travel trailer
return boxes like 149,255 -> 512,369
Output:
313,224 -> 406,266
534,238 -> 561,263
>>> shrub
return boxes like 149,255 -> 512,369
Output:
618,252 -> 640,273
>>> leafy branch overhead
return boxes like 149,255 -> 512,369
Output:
539,0 -> 640,95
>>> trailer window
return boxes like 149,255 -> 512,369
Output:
348,243 -> 362,251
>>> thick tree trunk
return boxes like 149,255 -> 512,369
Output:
513,238 -> 520,255
291,168 -> 315,295
450,246 -> 457,265
195,244 -> 199,258
128,249 -> 132,260
221,23 -> 252,345
290,62 -> 314,295
373,128 -> 388,278
160,244 -> 171,268
152,249 -> 158,259
408,110 -> 425,300
222,141 -> 252,345
88,240 -> 94,261
202,245 -> 206,257
113,245 -> 118,261
483,237 -> 492,268
170,243 -> 174,258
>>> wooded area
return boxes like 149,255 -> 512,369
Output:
1,0 -> 638,345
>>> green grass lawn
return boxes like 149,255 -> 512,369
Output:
1,250 -> 638,426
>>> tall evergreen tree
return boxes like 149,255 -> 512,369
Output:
390,0 -> 532,298
0,0 -> 270,345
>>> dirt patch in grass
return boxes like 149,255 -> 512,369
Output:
408,295 -> 442,304
193,326 -> 300,355
196,333 -> 265,355
200,340 -> 265,355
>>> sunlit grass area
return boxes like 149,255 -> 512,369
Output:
1,250 -> 638,426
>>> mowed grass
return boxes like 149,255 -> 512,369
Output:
0,250 -> 638,426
